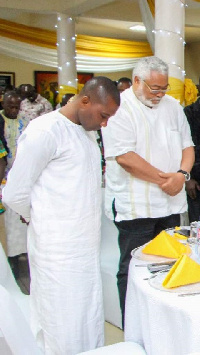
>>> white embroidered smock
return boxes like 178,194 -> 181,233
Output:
102,88 -> 194,222
2,110 -> 104,354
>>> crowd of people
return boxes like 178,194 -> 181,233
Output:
0,59 -> 197,354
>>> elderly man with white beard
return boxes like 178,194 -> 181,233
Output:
101,56 -> 195,329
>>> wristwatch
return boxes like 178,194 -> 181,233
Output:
177,169 -> 190,182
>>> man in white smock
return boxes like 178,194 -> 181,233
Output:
102,56 -> 195,328
2,77 -> 120,354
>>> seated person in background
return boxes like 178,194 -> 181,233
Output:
184,98 -> 200,222
18,84 -> 53,123
56,93 -> 75,109
117,77 -> 132,93
0,91 -> 28,279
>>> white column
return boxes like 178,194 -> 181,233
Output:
56,14 -> 77,99
139,0 -> 155,52
154,0 -> 185,83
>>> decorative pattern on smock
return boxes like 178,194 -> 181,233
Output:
19,94 -> 53,123
0,110 -> 28,176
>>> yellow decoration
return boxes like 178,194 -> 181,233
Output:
173,233 -> 187,241
0,18 -> 56,49
184,78 -> 198,106
167,77 -> 184,104
142,230 -> 190,259
163,255 -> 200,289
0,18 -> 152,59
147,0 -> 155,17
173,226 -> 187,240
58,85 -> 77,102
77,83 -> 84,93
76,35 -> 152,58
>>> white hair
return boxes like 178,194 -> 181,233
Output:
132,56 -> 168,81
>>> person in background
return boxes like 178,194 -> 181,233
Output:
0,91 -> 28,278
4,84 -> 15,92
2,77 -> 120,355
117,77 -> 132,93
0,87 -> 4,110
0,138 -> 8,214
18,84 -> 53,124
56,93 -> 75,109
102,56 -> 194,328
184,98 -> 200,222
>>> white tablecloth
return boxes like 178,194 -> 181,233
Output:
125,252 -> 200,355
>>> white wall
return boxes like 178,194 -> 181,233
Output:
0,54 -> 56,87
185,43 -> 200,84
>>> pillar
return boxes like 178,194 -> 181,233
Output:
56,14 -> 78,101
154,0 -> 186,103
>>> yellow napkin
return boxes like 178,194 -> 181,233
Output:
142,230 -> 190,258
163,255 -> 200,289
173,226 -> 188,240
173,232 -> 188,241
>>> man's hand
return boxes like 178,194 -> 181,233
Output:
185,179 -> 200,199
158,172 -> 185,196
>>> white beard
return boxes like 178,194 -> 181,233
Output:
136,84 -> 162,108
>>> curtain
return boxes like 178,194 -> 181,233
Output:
0,18 -> 152,72
0,36 -> 145,72
0,18 -> 152,58
147,0 -> 155,16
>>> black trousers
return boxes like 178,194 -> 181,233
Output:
187,190 -> 200,223
114,213 -> 180,329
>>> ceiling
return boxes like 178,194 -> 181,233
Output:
0,0 -> 200,44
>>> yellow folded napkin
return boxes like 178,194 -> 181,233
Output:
163,255 -> 200,289
142,230 -> 190,259
173,232 -> 188,241
173,226 -> 188,240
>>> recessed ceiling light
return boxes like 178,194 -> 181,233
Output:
129,25 -> 146,32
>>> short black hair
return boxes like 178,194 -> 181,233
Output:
61,93 -> 75,107
80,76 -> 120,106
117,77 -> 132,85
17,84 -> 36,92
3,91 -> 21,102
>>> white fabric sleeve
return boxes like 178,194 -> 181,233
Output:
2,128 -> 57,219
102,105 -> 136,159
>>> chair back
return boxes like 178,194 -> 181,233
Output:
0,284 -> 42,354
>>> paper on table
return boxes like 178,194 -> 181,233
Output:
163,255 -> 200,289
142,230 -> 190,259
